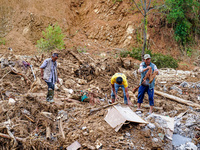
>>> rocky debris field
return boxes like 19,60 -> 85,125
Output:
0,49 -> 199,149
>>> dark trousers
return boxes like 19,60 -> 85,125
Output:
45,81 -> 55,101
137,85 -> 154,106
45,81 -> 55,90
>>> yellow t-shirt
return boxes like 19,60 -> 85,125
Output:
111,73 -> 128,88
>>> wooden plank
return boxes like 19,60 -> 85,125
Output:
114,105 -> 148,124
154,90 -> 200,108
104,107 -> 126,129
104,105 -> 148,132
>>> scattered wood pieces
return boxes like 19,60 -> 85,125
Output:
9,66 -> 31,85
6,126 -> 18,147
68,50 -> 84,65
59,98 -> 81,103
0,70 -> 11,82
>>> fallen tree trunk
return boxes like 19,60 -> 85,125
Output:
154,90 -> 200,108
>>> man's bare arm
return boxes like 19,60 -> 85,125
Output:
125,87 -> 133,106
40,68 -> 44,80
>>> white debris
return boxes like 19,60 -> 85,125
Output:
176,142 -> 197,150
8,98 -> 16,105
147,123 -> 156,130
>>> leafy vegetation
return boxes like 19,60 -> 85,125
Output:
36,23 -> 65,52
0,38 -> 6,45
120,47 -> 178,68
164,0 -> 200,46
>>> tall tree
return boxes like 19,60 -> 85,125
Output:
131,0 -> 163,60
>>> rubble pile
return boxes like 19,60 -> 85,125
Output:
173,110 -> 200,149
0,49 -> 199,149
156,68 -> 200,104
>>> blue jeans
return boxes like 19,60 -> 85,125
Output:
111,83 -> 127,104
137,85 -> 154,106
46,81 -> 55,90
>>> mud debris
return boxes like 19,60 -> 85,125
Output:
0,49 -> 199,149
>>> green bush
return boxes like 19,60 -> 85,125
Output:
36,23 -> 65,52
129,47 -> 152,61
151,53 -> 178,69
164,0 -> 200,46
0,38 -> 6,45
129,47 -> 143,60
122,47 -> 178,69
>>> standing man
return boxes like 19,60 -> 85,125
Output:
40,53 -> 59,102
111,73 -> 133,106
137,54 -> 159,114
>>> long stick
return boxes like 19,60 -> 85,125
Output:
90,102 -> 118,115
25,115 -> 35,123
0,132 -> 25,142
132,85 -> 140,93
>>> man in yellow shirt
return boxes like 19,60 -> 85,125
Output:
111,73 -> 133,106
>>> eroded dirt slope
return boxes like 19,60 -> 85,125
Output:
0,0 -> 190,58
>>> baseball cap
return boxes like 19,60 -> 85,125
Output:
52,53 -> 59,57
144,54 -> 151,60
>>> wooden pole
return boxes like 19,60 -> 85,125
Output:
154,90 -> 200,108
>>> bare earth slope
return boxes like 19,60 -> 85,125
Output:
0,0 -> 185,58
